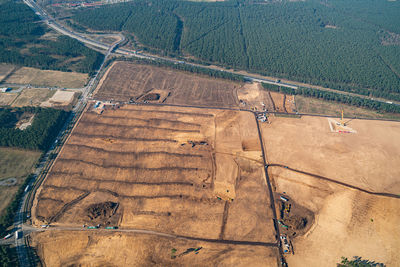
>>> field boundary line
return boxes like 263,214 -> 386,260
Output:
268,164 -> 400,199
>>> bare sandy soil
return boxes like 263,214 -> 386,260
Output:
269,168 -> 400,266
5,67 -> 88,88
261,116 -> 400,266
31,230 -> 278,267
262,116 -> 400,194
94,62 -> 241,108
41,90 -> 75,108
31,104 -> 276,265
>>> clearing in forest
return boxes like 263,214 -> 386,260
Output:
31,103 -> 279,265
262,116 -> 400,266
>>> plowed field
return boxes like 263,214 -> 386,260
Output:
94,62 -> 240,108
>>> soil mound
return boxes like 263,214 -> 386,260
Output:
87,201 -> 119,221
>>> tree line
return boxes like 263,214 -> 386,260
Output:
0,0 -> 103,74
0,107 -> 70,151
262,83 -> 400,114
71,0 -> 400,102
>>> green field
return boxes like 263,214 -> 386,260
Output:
0,147 -> 40,217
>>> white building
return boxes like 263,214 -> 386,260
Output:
0,87 -> 11,93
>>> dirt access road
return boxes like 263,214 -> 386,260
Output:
31,103 -> 279,266
262,116 -> 400,266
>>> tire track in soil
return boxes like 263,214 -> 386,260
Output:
117,108 -> 214,118
64,144 -> 204,158
218,201 -> 230,240
78,120 -> 201,133
42,185 -> 219,204
268,164 -> 400,199
50,171 -> 196,186
282,94 -> 288,113
85,114 -> 202,128
267,91 -> 276,112
57,158 -> 205,171
47,191 -> 90,223
71,132 -> 177,143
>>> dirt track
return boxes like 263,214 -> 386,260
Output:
95,62 -> 241,108
262,116 -> 400,266
31,103 -> 277,265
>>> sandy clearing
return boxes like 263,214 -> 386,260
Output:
31,230 -> 278,267
269,168 -> 400,266
262,116 -> 400,194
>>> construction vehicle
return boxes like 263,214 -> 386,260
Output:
3,234 -> 11,240
278,220 -> 289,229
280,235 -> 290,253
285,203 -> 291,213
280,196 -> 289,202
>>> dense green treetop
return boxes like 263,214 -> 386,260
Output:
71,0 -> 400,100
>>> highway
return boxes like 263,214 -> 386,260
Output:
1,20 -> 124,265
22,0 -> 400,108
9,2 -> 398,266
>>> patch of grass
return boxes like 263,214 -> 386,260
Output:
0,147 -> 40,217
11,88 -> 55,107
295,95 -> 400,121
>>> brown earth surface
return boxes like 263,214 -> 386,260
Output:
261,116 -> 400,266
5,67 -> 88,88
94,61 -> 241,108
31,230 -> 278,267
31,104 -> 277,265
262,116 -> 400,194
11,88 -> 55,107
0,93 -> 18,106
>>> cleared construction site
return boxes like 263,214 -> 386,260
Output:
31,103 -> 279,265
29,61 -> 400,266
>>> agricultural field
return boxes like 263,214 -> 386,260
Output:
0,93 -> 18,106
261,116 -> 400,266
295,95 -> 400,120
5,67 -> 88,88
96,62 -> 298,114
0,147 -> 40,217
95,62 -> 240,108
11,88 -> 55,107
31,104 -> 278,264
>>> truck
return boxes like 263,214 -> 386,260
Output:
280,196 -> 289,202
3,234 -> 11,240
105,226 -> 118,229
87,226 -> 98,229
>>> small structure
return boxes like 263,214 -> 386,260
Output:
0,87 -> 11,93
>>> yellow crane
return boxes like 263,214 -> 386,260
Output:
340,109 -> 346,126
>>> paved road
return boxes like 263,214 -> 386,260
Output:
1,21 -> 124,266
22,0 -> 400,108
